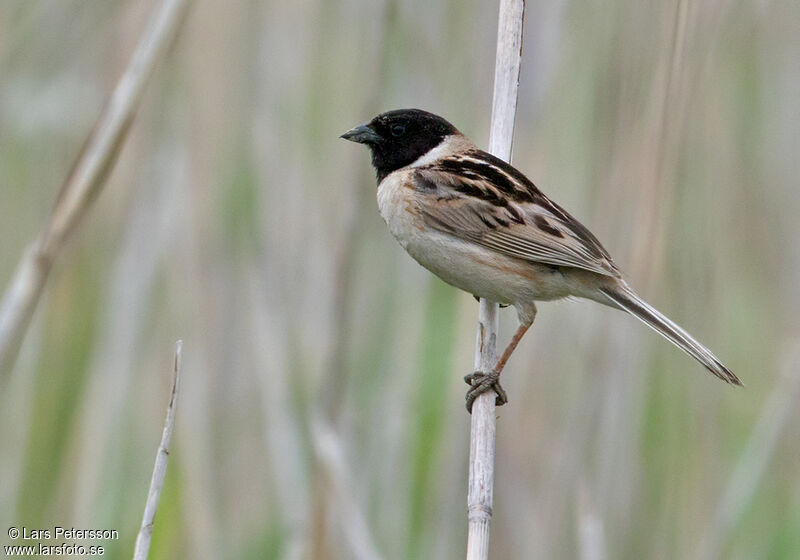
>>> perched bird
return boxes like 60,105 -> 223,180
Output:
341,109 -> 741,412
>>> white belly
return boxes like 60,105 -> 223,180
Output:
376,172 -> 569,306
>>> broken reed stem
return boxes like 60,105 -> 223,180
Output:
133,340 -> 183,560
466,1 -> 525,559
0,0 -> 191,379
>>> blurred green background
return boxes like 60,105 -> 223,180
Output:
1,0 -> 799,558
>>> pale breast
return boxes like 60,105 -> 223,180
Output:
376,171 -> 423,250
376,170 -> 570,306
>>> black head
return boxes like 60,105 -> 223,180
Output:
340,109 -> 459,182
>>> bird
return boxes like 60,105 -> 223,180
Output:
340,108 -> 742,412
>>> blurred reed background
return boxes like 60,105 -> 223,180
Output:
1,0 -> 799,558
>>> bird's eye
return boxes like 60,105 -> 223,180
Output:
390,124 -> 406,137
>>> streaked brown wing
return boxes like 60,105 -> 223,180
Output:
413,153 -> 620,277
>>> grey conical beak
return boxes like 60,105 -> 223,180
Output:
340,123 -> 380,144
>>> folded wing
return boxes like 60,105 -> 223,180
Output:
414,151 -> 620,277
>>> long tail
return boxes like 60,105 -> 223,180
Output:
599,284 -> 742,386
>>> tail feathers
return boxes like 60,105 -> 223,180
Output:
600,285 -> 742,386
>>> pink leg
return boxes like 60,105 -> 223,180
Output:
465,314 -> 535,413
493,320 -> 532,375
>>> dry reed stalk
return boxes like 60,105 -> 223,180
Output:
133,340 -> 183,560
466,1 -> 526,559
0,0 -> 191,378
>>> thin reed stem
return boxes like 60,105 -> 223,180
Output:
466,1 -> 526,559
0,0 -> 191,378
133,340 -> 183,560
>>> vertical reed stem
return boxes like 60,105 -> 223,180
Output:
466,1 -> 525,559
133,340 -> 183,560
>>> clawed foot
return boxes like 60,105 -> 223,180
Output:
464,371 -> 508,413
